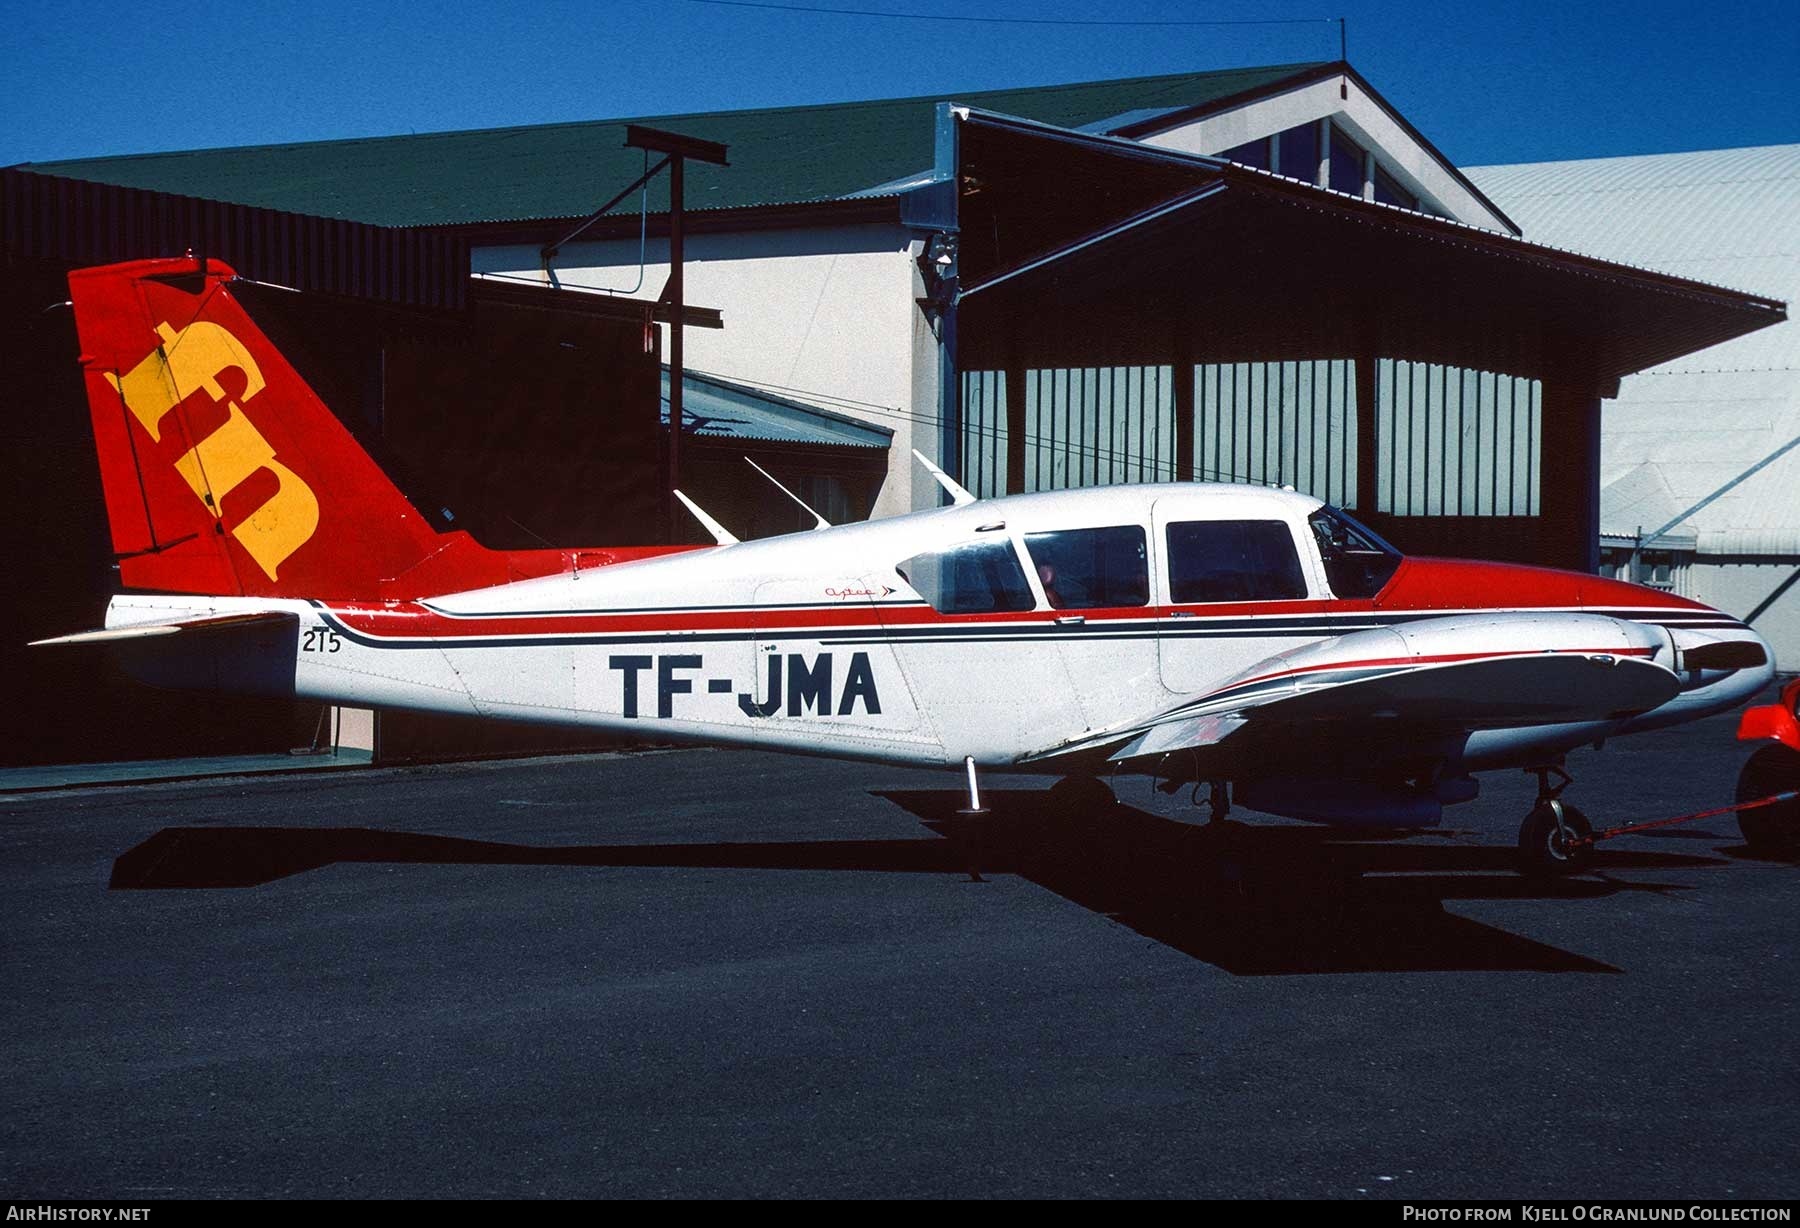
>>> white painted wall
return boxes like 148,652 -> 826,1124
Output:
474,223 -> 930,519
470,85 -> 1509,523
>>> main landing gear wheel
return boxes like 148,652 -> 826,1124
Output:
1517,800 -> 1594,878
1736,745 -> 1800,857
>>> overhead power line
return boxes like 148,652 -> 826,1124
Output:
674,0 -> 1339,30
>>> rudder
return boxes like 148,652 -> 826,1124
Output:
69,257 -> 450,599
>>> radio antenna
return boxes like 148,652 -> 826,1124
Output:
745,457 -> 830,530
673,490 -> 739,545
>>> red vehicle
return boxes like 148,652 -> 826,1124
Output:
1738,677 -> 1800,854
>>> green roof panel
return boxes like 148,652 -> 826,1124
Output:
20,63 -> 1326,228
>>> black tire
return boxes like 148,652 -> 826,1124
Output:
1517,801 -> 1595,877
1736,745 -> 1800,857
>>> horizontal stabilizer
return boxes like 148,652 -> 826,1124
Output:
31,611 -> 297,647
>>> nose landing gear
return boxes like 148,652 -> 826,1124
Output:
1513,750 -> 1800,875
1518,765 -> 1594,878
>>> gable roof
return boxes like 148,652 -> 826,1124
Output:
18,63 -> 1326,229
1141,60 -> 1519,233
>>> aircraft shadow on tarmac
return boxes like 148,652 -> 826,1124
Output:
108,788 -> 1759,977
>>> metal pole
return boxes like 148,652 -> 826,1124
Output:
668,154 -> 684,543
960,755 -> 988,815
938,285 -> 959,506
540,154 -> 670,262
616,126 -> 727,543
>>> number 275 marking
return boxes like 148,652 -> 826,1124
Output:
302,627 -> 343,653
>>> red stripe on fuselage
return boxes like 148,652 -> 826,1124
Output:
1216,645 -> 1660,696
317,595 -> 1719,643
328,599 -> 1168,639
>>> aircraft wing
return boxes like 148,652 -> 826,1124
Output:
1024,613 -> 1682,767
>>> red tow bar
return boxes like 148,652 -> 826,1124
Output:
1570,790 -> 1800,849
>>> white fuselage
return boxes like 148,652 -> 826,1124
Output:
102,484 -> 1775,774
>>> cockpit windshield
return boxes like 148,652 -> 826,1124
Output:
1308,506 -> 1404,598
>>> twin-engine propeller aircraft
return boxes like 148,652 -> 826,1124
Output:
39,257 -> 1780,873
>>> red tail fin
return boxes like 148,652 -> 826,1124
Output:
68,257 -> 684,599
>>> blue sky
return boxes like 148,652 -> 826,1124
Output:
4,0 -> 1796,169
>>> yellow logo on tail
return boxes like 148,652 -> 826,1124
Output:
106,322 -> 319,580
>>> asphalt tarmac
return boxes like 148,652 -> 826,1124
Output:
3,703 -> 1797,1199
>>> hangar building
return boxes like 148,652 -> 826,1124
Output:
1469,145 -> 1800,667
2,60 -> 1785,767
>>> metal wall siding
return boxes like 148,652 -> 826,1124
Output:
1376,359 -> 1540,517
1194,359 -> 1355,505
2,168 -> 466,309
959,354 -> 1553,524
960,366 -> 1179,495
1029,366 -> 1176,493
960,370 -> 1009,499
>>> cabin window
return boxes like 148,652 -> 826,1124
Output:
1308,506 -> 1404,598
896,541 -> 1035,615
1021,526 -> 1149,609
1165,520 -> 1308,604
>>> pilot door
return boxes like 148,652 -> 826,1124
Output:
1011,523 -> 1159,736
1153,498 -> 1324,695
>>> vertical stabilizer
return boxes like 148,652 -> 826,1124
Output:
71,258 -> 461,598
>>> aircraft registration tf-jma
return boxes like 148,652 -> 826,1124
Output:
38,258 -> 1781,874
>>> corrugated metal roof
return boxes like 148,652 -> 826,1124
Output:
1471,145 -> 1800,551
1,167 -> 469,309
18,64 -> 1324,229
1468,145 -> 1800,374
1599,463 -> 1698,547
660,368 -> 892,450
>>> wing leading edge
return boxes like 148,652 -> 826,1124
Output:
1024,613 -> 1681,769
